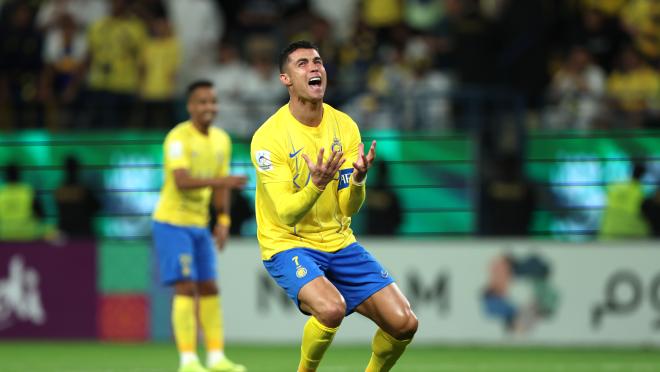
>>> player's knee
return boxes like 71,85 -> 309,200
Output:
389,309 -> 418,340
315,299 -> 346,328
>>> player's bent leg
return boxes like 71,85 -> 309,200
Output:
299,276 -> 346,327
296,276 -> 346,372
196,280 -> 246,372
356,283 -> 418,372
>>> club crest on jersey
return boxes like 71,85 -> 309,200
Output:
338,168 -> 353,190
331,138 -> 342,153
255,150 -> 272,171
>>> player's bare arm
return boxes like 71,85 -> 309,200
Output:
173,169 -> 247,190
302,148 -> 345,190
352,140 -> 377,183
212,187 -> 231,251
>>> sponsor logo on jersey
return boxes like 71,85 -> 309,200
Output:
289,147 -> 303,158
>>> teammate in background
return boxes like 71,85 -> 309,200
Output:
152,80 -> 247,372
251,41 -> 418,372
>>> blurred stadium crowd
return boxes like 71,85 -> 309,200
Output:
2,0 -> 660,135
1,0 -> 659,242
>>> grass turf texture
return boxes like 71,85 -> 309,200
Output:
0,342 -> 658,372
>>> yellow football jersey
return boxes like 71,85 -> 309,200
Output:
251,103 -> 367,260
87,16 -> 147,93
153,121 -> 231,227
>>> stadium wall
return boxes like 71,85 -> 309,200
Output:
213,238 -> 660,347
0,238 -> 658,347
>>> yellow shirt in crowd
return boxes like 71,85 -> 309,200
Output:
87,16 -> 147,93
607,67 -> 660,112
141,36 -> 181,100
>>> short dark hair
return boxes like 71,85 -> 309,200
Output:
279,40 -> 319,73
186,80 -> 214,101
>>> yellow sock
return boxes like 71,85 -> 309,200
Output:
298,316 -> 338,372
365,328 -> 412,372
172,295 -> 197,353
199,295 -> 225,352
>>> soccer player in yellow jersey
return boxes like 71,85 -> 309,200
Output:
152,80 -> 247,372
251,41 -> 418,372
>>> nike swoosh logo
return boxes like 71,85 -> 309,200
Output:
289,148 -> 303,158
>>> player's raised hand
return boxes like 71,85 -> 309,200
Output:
302,148 -> 345,190
353,140 -> 376,183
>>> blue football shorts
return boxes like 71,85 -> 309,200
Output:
152,221 -> 217,285
263,242 -> 395,315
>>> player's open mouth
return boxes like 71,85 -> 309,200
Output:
308,77 -> 322,86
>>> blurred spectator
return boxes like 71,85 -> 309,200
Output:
581,0 -> 628,17
494,0 -> 554,116
570,7 -> 628,73
402,37 -> 452,131
335,21 -> 378,103
340,45 -> 402,131
603,46 -> 660,129
309,0 -> 359,42
361,0 -> 403,45
479,154 -> 536,236
54,155 -> 100,238
641,188 -> 660,237
80,0 -> 147,128
36,0 -> 108,31
365,160 -> 403,235
166,0 -> 223,93
445,0 -> 498,131
283,3 -> 340,87
0,1 -> 44,129
242,36 -> 288,135
131,0 -> 167,22
4,0 -> 660,135
543,45 -> 605,131
236,0 -> 281,38
599,162 -> 650,239
0,163 -> 49,241
620,0 -> 660,63
403,0 -> 445,33
344,37 -> 451,131
55,156 -> 101,238
205,40 -> 251,136
137,15 -> 180,128
229,190 -> 254,236
40,12 -> 87,130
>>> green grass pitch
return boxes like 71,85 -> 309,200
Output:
0,342 -> 658,371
